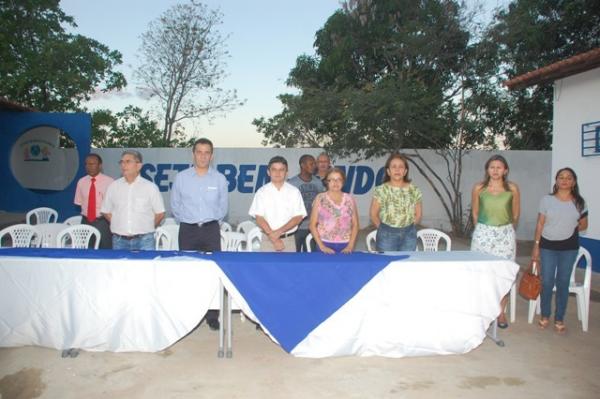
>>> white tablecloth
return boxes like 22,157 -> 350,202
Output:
220,251 -> 519,358
0,250 -> 518,357
0,253 -> 221,352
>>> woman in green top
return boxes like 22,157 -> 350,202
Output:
471,155 -> 520,328
370,153 -> 422,251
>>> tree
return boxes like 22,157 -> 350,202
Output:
254,0 -> 494,235
484,0 -> 600,150
0,0 -> 126,111
135,0 -> 243,145
91,106 -> 194,148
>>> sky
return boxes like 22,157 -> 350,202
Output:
59,0 -> 342,147
59,0 -> 505,148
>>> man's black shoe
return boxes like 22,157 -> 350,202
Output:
207,318 -> 220,331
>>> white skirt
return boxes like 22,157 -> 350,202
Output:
471,223 -> 516,261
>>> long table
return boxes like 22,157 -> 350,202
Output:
0,249 -> 221,352
216,251 -> 519,357
0,249 -> 518,358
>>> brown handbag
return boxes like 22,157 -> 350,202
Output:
518,259 -> 542,300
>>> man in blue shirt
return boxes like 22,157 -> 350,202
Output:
171,137 -> 228,330
288,154 -> 325,252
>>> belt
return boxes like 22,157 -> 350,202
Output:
279,231 -> 295,239
184,220 -> 218,228
114,233 -> 146,240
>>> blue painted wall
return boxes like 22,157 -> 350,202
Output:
0,111 -> 91,220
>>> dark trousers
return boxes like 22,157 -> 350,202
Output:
294,229 -> 312,252
178,221 -> 221,252
82,216 -> 112,249
179,221 -> 221,323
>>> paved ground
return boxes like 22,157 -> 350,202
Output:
1,229 -> 599,399
1,302 -> 599,399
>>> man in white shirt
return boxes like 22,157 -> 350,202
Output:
249,156 -> 306,252
101,150 -> 165,250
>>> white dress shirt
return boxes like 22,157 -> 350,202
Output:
101,175 -> 165,236
248,182 -> 307,234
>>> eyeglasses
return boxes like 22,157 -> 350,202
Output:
327,178 -> 343,183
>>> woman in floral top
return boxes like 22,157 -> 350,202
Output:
309,168 -> 359,254
370,153 -> 422,251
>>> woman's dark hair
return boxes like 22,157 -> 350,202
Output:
482,154 -> 510,191
552,167 -> 586,212
382,152 -> 411,183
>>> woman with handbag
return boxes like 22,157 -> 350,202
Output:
471,155 -> 520,328
532,167 -> 588,334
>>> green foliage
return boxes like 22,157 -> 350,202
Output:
91,106 -> 194,148
253,0 -> 491,159
253,0 -> 600,234
255,0 -> 600,154
253,0 -> 489,235
0,0 -> 126,111
485,0 -> 600,149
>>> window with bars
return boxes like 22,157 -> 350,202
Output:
581,121 -> 600,157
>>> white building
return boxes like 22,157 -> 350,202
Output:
505,48 -> 600,271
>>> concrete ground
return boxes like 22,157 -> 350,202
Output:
1,229 -> 599,399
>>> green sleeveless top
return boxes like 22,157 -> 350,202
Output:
478,190 -> 513,226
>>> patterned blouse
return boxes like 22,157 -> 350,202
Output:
373,183 -> 422,228
315,192 -> 357,243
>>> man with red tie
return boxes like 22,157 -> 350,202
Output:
74,154 -> 114,249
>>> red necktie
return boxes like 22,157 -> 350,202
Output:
87,177 -> 97,222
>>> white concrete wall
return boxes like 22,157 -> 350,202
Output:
97,148 -> 550,240
553,67 -> 600,240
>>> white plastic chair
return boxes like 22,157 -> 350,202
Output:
155,227 -> 172,250
236,220 -> 257,235
155,225 -> 180,250
64,215 -> 82,226
34,223 -> 68,248
220,231 -> 246,252
416,228 -> 452,251
366,230 -> 377,253
56,225 -> 101,249
528,247 -> 593,331
220,221 -> 233,232
26,207 -> 58,224
0,224 -> 39,248
245,226 -> 262,252
305,233 -> 314,253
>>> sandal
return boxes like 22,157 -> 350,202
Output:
538,318 -> 550,329
554,321 -> 566,334
497,314 -> 508,329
